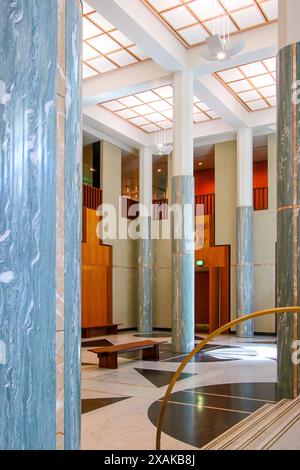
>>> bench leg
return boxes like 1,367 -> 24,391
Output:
98,352 -> 118,369
142,345 -> 159,361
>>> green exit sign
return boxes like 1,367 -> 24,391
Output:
196,260 -> 205,267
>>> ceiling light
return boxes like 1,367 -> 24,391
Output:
198,162 -> 203,166
203,34 -> 245,62
150,129 -> 173,156
217,51 -> 226,60
90,168 -> 96,172
157,169 -> 162,173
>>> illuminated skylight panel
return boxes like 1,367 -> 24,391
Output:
258,0 -> 278,21
82,2 -> 149,78
230,5 -> 265,29
142,0 -> 278,47
83,63 -> 98,79
216,58 -> 277,111
99,87 -> 218,133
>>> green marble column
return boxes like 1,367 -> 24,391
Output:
0,0 -> 82,449
277,43 -> 300,399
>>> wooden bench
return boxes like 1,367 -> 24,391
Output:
82,323 -> 122,338
89,340 -> 165,369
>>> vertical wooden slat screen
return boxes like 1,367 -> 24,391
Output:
83,185 -> 102,210
195,194 -> 215,216
253,187 -> 268,211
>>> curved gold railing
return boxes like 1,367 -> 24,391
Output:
156,307 -> 300,450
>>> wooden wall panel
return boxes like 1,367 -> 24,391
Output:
195,245 -> 230,332
82,207 -> 112,330
82,266 -> 108,328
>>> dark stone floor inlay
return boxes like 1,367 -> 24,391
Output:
81,397 -> 131,414
118,343 -> 257,363
135,368 -> 196,388
161,344 -> 253,363
148,382 -> 277,448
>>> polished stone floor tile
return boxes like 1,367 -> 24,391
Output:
148,400 -> 248,448
166,390 -> 266,413
82,397 -> 131,414
187,382 -> 277,401
81,333 -> 279,450
134,369 -> 197,388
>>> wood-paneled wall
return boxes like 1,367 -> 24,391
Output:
82,207 -> 112,331
195,246 -> 230,333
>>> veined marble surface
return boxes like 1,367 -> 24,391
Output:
64,0 -> 82,450
277,43 -> 300,398
0,1 -> 57,449
236,206 -> 253,338
138,217 -> 153,333
171,176 -> 195,353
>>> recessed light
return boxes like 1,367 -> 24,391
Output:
217,51 -> 226,60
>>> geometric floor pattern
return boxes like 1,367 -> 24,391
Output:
134,368 -> 197,388
81,331 -> 278,450
148,382 -> 278,448
82,397 -> 131,414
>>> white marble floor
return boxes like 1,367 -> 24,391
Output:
81,332 -> 277,450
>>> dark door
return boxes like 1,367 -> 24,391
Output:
195,270 -> 209,328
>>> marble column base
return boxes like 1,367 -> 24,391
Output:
236,206 -> 254,338
138,217 -> 153,334
171,176 -> 195,353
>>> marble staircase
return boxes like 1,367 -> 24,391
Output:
202,397 -> 300,450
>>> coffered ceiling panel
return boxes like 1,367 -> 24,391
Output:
142,0 -> 278,47
99,85 -> 219,133
82,1 -> 150,79
215,56 -> 276,111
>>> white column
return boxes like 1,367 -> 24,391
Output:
236,127 -> 254,338
237,128 -> 253,207
138,147 -> 153,333
166,153 -> 172,200
139,147 -> 153,212
278,0 -> 300,49
173,71 -> 194,177
171,71 -> 195,352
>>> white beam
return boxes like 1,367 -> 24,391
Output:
246,107 -> 276,129
83,105 -> 151,149
87,0 -> 187,71
83,125 -> 137,154
152,119 -> 235,147
83,61 -> 171,107
188,23 -> 278,76
194,75 -> 247,129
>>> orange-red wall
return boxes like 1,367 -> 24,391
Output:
253,161 -> 268,189
195,162 -> 268,196
195,169 -> 215,195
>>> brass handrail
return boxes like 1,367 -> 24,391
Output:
156,306 -> 300,450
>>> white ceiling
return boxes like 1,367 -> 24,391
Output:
83,0 -> 278,149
